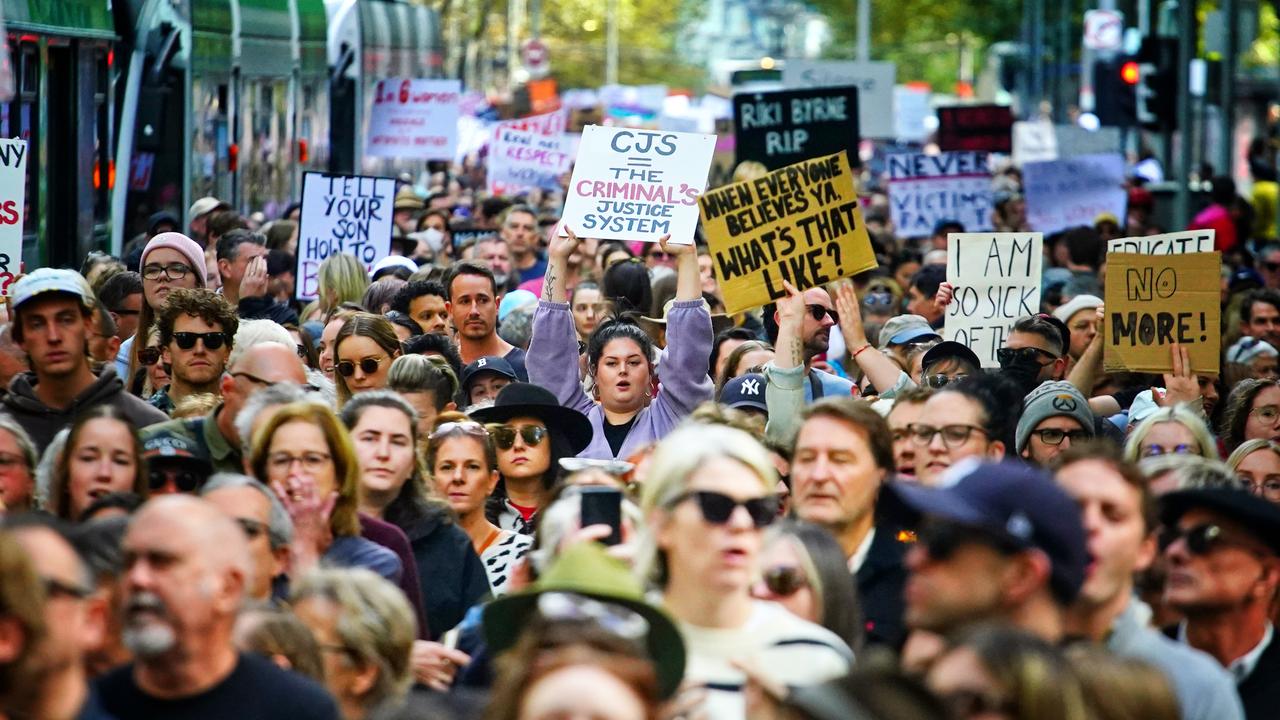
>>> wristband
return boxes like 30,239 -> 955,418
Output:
851,344 -> 871,359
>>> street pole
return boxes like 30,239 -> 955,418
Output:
605,0 -> 618,85
1218,0 -> 1237,178
857,0 -> 870,62
1029,0 -> 1045,116
1175,0 -> 1194,227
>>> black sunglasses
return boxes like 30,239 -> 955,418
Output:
1158,522 -> 1268,556
923,373 -> 968,389
172,331 -> 229,351
806,304 -> 838,322
762,565 -> 808,596
918,521 -> 1023,561
996,346 -> 1058,366
139,347 -> 162,366
672,490 -> 778,528
490,425 -> 548,450
336,357 -> 387,377
148,468 -> 203,493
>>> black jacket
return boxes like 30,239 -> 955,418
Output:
855,523 -> 910,649
1,368 -> 169,453
238,296 -> 299,325
398,509 -> 491,641
1239,630 -> 1280,720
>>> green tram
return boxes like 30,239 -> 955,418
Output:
0,0 -> 440,269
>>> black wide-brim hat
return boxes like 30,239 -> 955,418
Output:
469,382 -> 594,456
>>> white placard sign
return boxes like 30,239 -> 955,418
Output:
894,86 -> 932,142
1107,229 -> 1214,255
1022,153 -> 1127,235
1012,120 -> 1059,165
366,78 -> 461,160
487,110 -> 571,195
560,125 -> 716,244
0,138 -> 25,295
887,151 -> 993,238
295,172 -> 396,300
783,60 -> 896,139
946,232 -> 1044,368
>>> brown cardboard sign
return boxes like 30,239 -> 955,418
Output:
698,152 -> 876,314
1104,252 -> 1221,374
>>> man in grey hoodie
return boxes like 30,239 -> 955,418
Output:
1,269 -> 167,452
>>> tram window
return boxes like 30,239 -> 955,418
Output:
17,43 -> 37,240
92,48 -> 111,223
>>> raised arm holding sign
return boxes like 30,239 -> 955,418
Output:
698,152 -> 877,315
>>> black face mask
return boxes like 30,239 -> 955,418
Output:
999,355 -> 1046,391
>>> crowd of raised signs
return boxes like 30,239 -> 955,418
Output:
1,147 -> 1280,720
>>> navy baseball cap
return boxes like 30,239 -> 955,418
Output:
460,355 -> 518,391
881,459 -> 1088,603
719,373 -> 768,413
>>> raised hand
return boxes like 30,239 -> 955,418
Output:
548,223 -> 582,261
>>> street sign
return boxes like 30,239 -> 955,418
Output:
523,39 -> 550,78
781,60 -> 895,139
1084,10 -> 1124,52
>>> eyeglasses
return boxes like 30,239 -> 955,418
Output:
670,490 -> 778,528
996,346 -> 1058,366
41,575 -> 94,601
1250,404 -> 1280,424
806,304 -> 838,322
939,689 -> 1014,720
139,347 -> 162,366
923,373 -> 967,389
1141,443 -> 1197,458
142,263 -> 192,281
172,331 -> 229,351
267,451 -> 332,473
1030,428 -> 1091,446
428,421 -> 488,441
148,468 -> 203,493
490,424 -> 548,450
234,517 -> 267,540
918,521 -> 1023,561
1158,522 -> 1271,556
906,423 -> 989,448
761,565 -> 809,597
537,592 -> 650,641
1240,476 -> 1280,502
336,356 -> 388,377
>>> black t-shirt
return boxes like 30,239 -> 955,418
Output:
95,652 -> 339,720
602,416 -> 638,457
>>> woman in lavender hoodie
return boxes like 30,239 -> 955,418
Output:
527,227 -> 713,459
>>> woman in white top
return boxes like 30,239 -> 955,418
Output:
425,412 -> 531,595
638,424 -> 852,719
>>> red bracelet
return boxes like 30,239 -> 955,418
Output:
851,344 -> 871,359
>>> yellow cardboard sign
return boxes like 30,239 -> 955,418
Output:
698,152 -> 876,314
1103,252 -> 1221,374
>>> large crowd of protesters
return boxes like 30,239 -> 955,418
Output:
1,149 -> 1279,720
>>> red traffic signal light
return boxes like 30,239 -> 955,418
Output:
1120,61 -> 1140,85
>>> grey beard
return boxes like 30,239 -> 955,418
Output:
122,623 -> 177,659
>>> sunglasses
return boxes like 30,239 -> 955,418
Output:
863,292 -> 895,307
806,304 -> 838,322
671,490 -> 778,528
996,346 -> 1058,366
490,424 -> 548,450
761,565 -> 809,597
923,373 -> 967,389
148,468 -> 203,493
1030,428 -> 1090,446
139,347 -> 162,366
428,421 -> 488,440
1157,522 -> 1269,556
918,521 -> 1023,561
172,331 -> 229,351
336,356 -> 388,377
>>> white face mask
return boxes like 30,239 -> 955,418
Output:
411,227 -> 445,252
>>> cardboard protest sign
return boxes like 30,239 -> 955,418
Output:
887,151 -> 993,238
295,172 -> 396,300
780,60 -> 895,138
1022,153 -> 1127,234
936,105 -> 1014,153
1104,252 -> 1221,374
733,86 -> 860,171
1107,229 -> 1214,255
945,233 -> 1044,368
699,152 -> 876,315
366,79 -> 461,160
487,111 -> 571,195
560,125 -> 716,244
0,139 -> 25,295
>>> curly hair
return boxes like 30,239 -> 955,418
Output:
155,288 -> 239,347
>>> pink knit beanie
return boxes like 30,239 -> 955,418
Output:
141,232 -> 208,288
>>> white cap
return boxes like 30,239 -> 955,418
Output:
1052,294 -> 1103,324
371,255 -> 418,277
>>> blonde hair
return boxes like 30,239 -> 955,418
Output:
636,424 -> 776,587
317,253 -> 370,314
1123,404 -> 1218,462
1226,438 -> 1280,472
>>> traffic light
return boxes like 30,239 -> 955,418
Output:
1093,58 -> 1136,127
1135,36 -> 1178,130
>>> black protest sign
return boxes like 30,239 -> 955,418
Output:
937,104 -> 1015,153
733,86 -> 860,171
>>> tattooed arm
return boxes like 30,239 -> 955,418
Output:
543,224 -> 580,304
